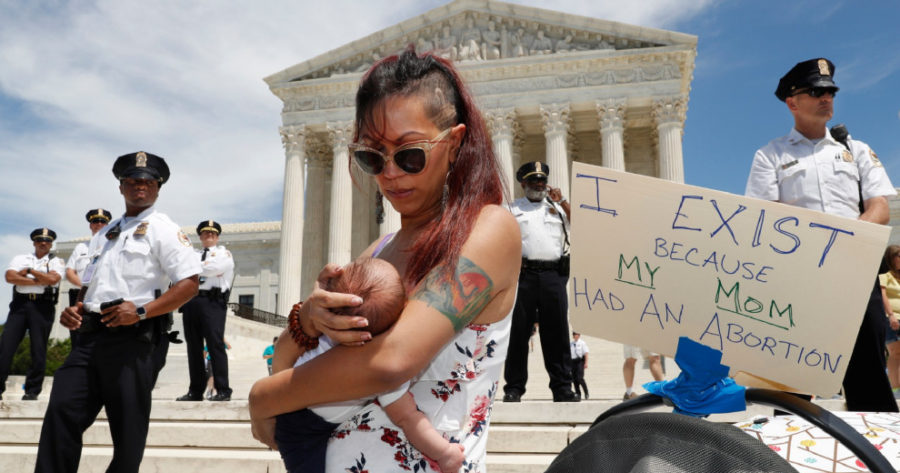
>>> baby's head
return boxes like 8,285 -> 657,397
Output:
327,257 -> 406,335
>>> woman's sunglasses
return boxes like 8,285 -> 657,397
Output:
349,128 -> 453,176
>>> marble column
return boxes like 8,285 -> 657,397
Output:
302,144 -> 330,298
596,98 -> 626,172
540,103 -> 571,198
380,202 -> 401,236
276,124 -> 306,317
327,121 -> 354,266
485,107 -> 517,200
652,96 -> 687,183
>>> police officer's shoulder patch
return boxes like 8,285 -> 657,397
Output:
178,230 -> 191,247
870,149 -> 883,167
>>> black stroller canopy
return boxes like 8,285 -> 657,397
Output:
545,412 -> 795,473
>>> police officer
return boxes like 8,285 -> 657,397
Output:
503,162 -> 579,402
746,58 -> 897,412
35,151 -> 201,473
0,228 -> 65,400
177,220 -> 235,402
570,331 -> 589,400
65,208 -> 112,307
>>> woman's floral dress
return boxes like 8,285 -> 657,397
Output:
325,315 -> 512,472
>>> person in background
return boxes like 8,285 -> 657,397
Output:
746,58 -> 897,412
503,161 -> 578,403
263,336 -> 278,375
65,209 -> 112,307
176,220 -> 235,402
622,345 -> 664,400
880,244 -> 900,399
570,331 -> 589,400
0,228 -> 65,400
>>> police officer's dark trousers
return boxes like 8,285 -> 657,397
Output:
504,266 -> 573,397
35,321 -> 164,473
0,298 -> 54,397
182,293 -> 230,396
842,278 -> 898,412
572,357 -> 587,398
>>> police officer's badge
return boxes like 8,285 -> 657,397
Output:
871,149 -> 883,167
841,149 -> 853,163
136,151 -> 147,167
548,206 -> 558,215
818,59 -> 830,76
178,230 -> 191,247
134,221 -> 149,237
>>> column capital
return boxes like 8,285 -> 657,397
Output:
326,120 -> 355,151
279,124 -> 307,154
306,135 -> 332,169
540,103 -> 571,137
596,98 -> 626,133
484,108 -> 518,140
652,96 -> 687,127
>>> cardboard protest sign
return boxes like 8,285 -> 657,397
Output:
568,162 -> 891,396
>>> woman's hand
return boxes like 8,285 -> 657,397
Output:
890,313 -> 899,331
250,414 -> 278,450
302,263 -> 372,346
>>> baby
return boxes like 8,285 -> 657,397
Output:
275,257 -> 464,473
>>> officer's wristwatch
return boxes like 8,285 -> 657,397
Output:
136,306 -> 147,321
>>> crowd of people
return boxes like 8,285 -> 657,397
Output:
1,44 -> 896,472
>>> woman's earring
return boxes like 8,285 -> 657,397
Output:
375,190 -> 385,224
441,162 -> 454,211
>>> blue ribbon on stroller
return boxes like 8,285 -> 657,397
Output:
643,336 -> 746,417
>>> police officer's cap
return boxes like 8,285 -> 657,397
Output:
516,161 -> 549,182
197,220 -> 222,235
30,228 -> 57,243
775,58 -> 839,101
85,208 -> 112,224
112,151 -> 170,184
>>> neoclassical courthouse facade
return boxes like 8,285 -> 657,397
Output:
267,0 -> 697,316
52,0 -> 900,317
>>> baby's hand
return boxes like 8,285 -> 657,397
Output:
437,443 -> 465,472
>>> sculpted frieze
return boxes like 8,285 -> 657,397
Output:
294,12 -> 664,81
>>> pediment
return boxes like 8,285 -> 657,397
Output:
265,0 -> 697,85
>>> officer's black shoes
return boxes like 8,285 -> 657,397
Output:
552,390 -> 581,402
21,393 -> 38,401
502,392 -> 522,402
176,392 -> 203,401
208,392 -> 231,402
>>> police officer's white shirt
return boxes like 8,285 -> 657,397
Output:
746,127 -> 896,219
82,206 -> 201,313
66,242 -> 90,279
510,196 -> 569,261
570,338 -> 589,359
198,244 -> 234,291
7,252 -> 65,294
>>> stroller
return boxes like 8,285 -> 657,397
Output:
545,388 -> 894,473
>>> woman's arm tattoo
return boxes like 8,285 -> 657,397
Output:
413,256 -> 493,331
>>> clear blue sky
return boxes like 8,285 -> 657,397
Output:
0,0 -> 898,318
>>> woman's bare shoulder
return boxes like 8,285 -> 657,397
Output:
474,203 -> 519,234
465,204 -> 521,273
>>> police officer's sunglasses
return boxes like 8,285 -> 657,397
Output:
793,87 -> 837,98
349,128 -> 453,176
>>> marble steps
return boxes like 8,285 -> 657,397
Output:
0,398 -> 846,472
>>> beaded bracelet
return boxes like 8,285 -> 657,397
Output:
288,301 -> 320,350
